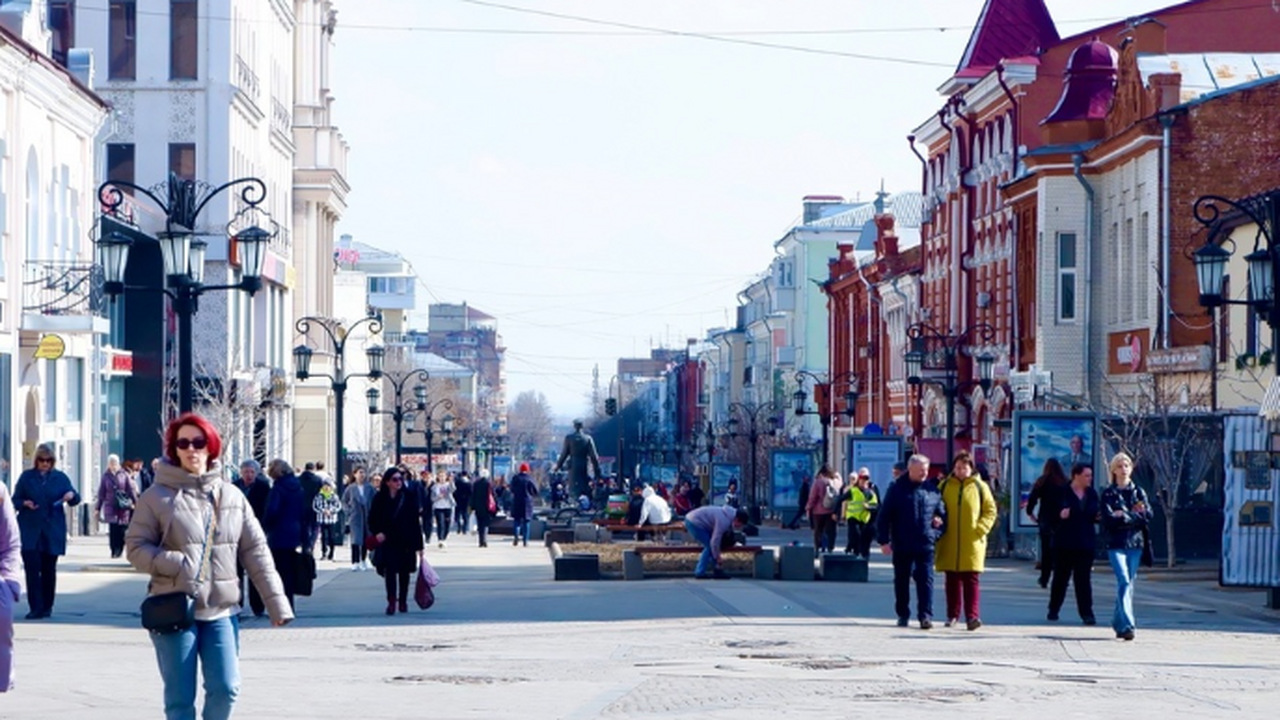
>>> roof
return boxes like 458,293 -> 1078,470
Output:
1259,377 -> 1280,420
956,0 -> 1060,78
806,191 -> 926,233
414,352 -> 474,376
1140,53 -> 1280,105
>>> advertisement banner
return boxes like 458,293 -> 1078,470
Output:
848,436 -> 904,498
770,449 -> 815,515
491,455 -> 513,480
711,463 -> 742,505
1012,411 -> 1101,532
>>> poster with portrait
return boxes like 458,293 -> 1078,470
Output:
1012,411 -> 1101,532
711,463 -> 742,505
770,449 -> 815,514
655,464 -> 678,486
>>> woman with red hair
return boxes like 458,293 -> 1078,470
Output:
126,413 -> 293,719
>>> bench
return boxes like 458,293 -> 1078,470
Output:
622,545 -> 774,580
592,519 -> 686,542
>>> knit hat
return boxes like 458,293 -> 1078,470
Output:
519,463 -> 530,473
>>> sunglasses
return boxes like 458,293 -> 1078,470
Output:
175,437 -> 209,451
36,457 -> 53,464
387,475 -> 403,483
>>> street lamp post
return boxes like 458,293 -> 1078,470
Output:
727,402 -> 779,524
365,370 -> 429,465
405,399 -> 455,471
792,370 -> 859,464
96,175 -> 275,413
293,315 -> 385,477
903,323 -> 996,464
1192,191 -> 1280,355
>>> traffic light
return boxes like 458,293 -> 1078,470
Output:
605,398 -> 617,416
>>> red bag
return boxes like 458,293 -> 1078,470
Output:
364,533 -> 381,550
487,488 -> 497,514
414,559 -> 436,610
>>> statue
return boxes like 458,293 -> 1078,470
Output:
554,419 -> 602,498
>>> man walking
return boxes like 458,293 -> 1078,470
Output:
877,456 -> 946,629
234,459 -> 271,616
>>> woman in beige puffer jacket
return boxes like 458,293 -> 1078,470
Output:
126,412 -> 292,720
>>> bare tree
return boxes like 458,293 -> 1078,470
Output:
1097,374 -> 1219,567
508,390 -> 555,457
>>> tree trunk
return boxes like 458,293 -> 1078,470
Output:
1164,510 -> 1177,569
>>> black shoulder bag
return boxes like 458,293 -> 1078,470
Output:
141,491 -> 218,634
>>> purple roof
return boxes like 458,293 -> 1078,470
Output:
1042,38 -> 1118,124
956,0 -> 1061,76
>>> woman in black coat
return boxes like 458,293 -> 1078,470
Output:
1047,463 -> 1099,625
469,470 -> 494,548
367,467 -> 424,615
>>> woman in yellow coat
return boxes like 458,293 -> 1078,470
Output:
934,451 -> 998,630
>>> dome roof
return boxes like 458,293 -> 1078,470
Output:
1042,38 -> 1118,125
1067,38 -> 1118,73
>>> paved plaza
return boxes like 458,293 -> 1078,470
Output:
3,528 -> 1278,719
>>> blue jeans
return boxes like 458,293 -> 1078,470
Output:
684,520 -> 715,576
512,518 -> 531,545
151,615 -> 241,720
1108,548 -> 1142,633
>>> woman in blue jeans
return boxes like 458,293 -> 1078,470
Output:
1100,452 -> 1151,641
127,413 -> 293,720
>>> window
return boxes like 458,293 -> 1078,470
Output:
65,358 -> 83,421
109,1 -> 137,80
1121,219 -> 1134,322
168,143 -> 196,181
106,143 -> 134,186
50,2 -> 75,67
170,0 -> 198,79
1137,213 -> 1150,320
1057,232 -> 1077,322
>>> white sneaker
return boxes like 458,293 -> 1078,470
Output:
359,560 -> 370,571
350,563 -> 360,572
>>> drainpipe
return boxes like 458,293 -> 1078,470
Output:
1073,153 -> 1095,404
997,63 -> 1021,368
954,99 -> 980,340
907,134 -> 928,197
938,104 -> 962,330
1158,112 -> 1175,350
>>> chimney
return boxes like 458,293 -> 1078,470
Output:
1126,17 -> 1167,55
802,195 -> 844,224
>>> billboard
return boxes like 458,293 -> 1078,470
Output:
847,435 -> 904,498
1012,411 -> 1101,533
711,463 -> 742,505
770,449 -> 815,515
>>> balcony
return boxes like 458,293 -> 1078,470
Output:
234,55 -> 260,105
21,261 -> 110,334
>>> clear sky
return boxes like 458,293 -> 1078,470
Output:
330,0 -> 1168,417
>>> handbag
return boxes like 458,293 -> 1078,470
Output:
141,490 -> 217,634
295,551 -> 316,597
414,557 -> 436,610
487,488 -> 497,515
114,487 -> 135,511
364,533 -> 381,550
1140,528 -> 1154,568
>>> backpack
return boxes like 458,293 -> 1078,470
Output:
820,479 -> 840,511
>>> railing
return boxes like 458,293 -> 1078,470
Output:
271,97 -> 292,136
234,56 -> 260,103
23,262 -> 107,317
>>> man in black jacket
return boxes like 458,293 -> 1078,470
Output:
876,456 -> 946,629
298,462 -> 322,555
453,471 -> 473,535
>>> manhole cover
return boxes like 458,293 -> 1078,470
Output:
387,674 -> 526,686
356,642 -> 456,653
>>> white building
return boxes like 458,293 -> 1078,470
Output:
70,0 -> 307,465
0,3 -> 109,502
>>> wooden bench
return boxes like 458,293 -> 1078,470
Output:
622,545 -> 774,580
592,519 -> 686,542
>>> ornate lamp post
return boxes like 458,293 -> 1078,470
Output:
792,370 -> 859,463
405,399 -> 455,471
293,315 -> 385,477
727,401 -> 779,524
1192,191 -> 1280,353
365,370 -> 429,465
904,323 -> 995,464
95,175 -> 275,413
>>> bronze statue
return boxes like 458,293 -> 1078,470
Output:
555,419 -> 602,497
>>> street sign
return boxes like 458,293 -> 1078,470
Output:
34,334 -> 65,360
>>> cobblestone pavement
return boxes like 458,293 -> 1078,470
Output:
3,530 -> 1277,719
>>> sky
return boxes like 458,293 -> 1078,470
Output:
330,0 -> 1171,418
